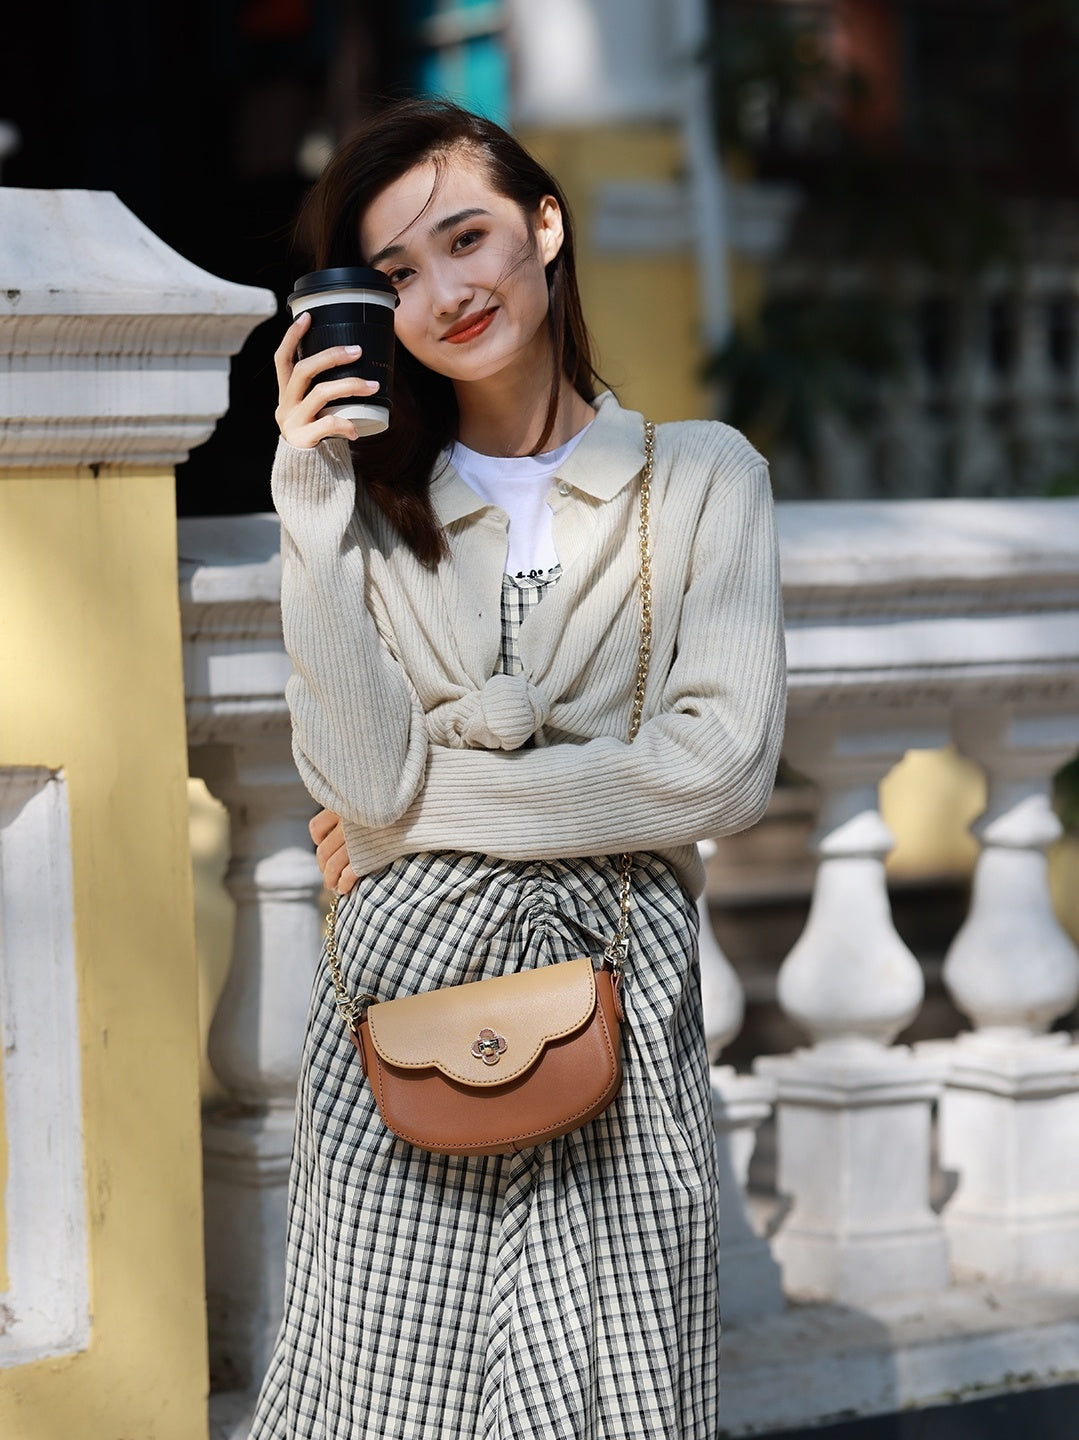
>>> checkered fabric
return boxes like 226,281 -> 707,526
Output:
496,567 -> 563,677
249,573 -> 721,1440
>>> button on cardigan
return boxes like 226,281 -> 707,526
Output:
272,390 -> 787,897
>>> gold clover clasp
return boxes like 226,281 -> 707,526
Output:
471,1027 -> 508,1066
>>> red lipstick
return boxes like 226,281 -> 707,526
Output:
442,307 -> 497,343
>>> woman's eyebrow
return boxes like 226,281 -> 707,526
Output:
368,208 -> 492,267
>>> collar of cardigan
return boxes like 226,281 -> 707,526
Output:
429,390 -> 647,528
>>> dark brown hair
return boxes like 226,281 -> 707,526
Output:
296,97 -> 603,565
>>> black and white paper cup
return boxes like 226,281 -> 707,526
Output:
288,266 -> 398,435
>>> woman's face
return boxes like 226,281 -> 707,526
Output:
360,150 -> 564,388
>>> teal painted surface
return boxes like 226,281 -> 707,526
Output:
410,1 -> 508,122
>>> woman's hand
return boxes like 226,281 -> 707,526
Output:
274,311 -> 381,448
310,808 -> 358,895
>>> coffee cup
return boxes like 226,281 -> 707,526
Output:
288,266 -> 399,435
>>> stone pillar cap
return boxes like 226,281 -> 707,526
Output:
0,189 -> 277,467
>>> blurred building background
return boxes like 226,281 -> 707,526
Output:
5,0 -> 1079,511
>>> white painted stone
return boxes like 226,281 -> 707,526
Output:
697,840 -> 744,1059
0,768 -> 89,1367
931,706 -> 1079,1289
193,736 -> 323,1389
776,713 -> 946,1046
0,190 -> 275,465
936,1033 -> 1079,1288
711,1067 -> 785,1326
699,847 -> 783,1325
182,518 -> 326,1390
197,738 -> 324,1106
509,0 -> 680,125
780,496 -> 1079,707
179,514 -> 291,743
944,706 -> 1079,1034
718,1282 -> 1079,1436
757,1046 -> 949,1304
203,1108 -> 295,1392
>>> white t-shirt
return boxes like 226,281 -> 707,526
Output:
448,422 -> 592,575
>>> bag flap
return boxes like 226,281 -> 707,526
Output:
366,958 -> 598,1086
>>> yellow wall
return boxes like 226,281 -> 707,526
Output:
521,122 -> 710,423
0,467 -> 208,1439
882,746 -> 1079,947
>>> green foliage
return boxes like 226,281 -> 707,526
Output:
1047,472 -> 1079,497
1056,756 -> 1079,834
707,2 -> 839,157
704,291 -> 904,470
703,2 -> 1029,481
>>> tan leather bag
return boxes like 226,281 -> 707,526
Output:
323,420 -> 656,1156
350,958 -> 624,1155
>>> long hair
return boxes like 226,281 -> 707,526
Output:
295,98 -> 604,565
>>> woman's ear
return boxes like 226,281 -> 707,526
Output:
535,195 -> 565,266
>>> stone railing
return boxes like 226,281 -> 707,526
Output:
182,496 -> 1079,1436
765,258 -> 1079,502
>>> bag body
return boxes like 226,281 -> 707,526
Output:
352,957 -> 624,1155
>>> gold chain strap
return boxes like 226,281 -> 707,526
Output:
325,891 -> 375,1035
604,418 -> 654,980
325,419 -> 657,1018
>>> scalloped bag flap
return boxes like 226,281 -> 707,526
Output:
365,958 -> 599,1087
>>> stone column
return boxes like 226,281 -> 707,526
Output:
698,843 -> 785,1325
180,517 -> 324,1398
195,738 -> 324,1392
937,706 -> 1079,1286
757,713 -> 950,1303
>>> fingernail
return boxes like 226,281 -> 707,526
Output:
344,345 -> 361,356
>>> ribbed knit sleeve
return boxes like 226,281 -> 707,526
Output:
340,449 -> 787,873
273,437 -> 429,827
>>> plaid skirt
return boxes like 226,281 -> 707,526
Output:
249,575 -> 721,1439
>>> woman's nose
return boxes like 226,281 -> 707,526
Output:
429,263 -> 473,318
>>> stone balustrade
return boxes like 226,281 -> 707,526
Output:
766,257 -> 1079,502
183,495 -> 1079,1436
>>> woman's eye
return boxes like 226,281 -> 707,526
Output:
385,267 -> 413,288
451,229 -> 483,253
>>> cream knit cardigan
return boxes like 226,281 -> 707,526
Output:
273,390 -> 787,898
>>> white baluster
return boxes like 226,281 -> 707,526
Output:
935,706 -> 1079,1286
698,842 -> 785,1324
697,839 -> 745,1059
757,713 -> 950,1302
194,736 -> 325,1391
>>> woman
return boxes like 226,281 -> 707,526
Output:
253,98 -> 786,1440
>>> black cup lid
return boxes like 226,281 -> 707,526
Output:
289,266 -> 399,306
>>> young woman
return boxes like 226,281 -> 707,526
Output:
253,98 -> 786,1440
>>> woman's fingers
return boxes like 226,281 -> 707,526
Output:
310,810 -> 357,894
273,310 -> 311,386
322,842 -> 353,893
310,808 -> 339,844
275,314 -> 380,448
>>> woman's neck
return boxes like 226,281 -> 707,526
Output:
453,368 -> 595,458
